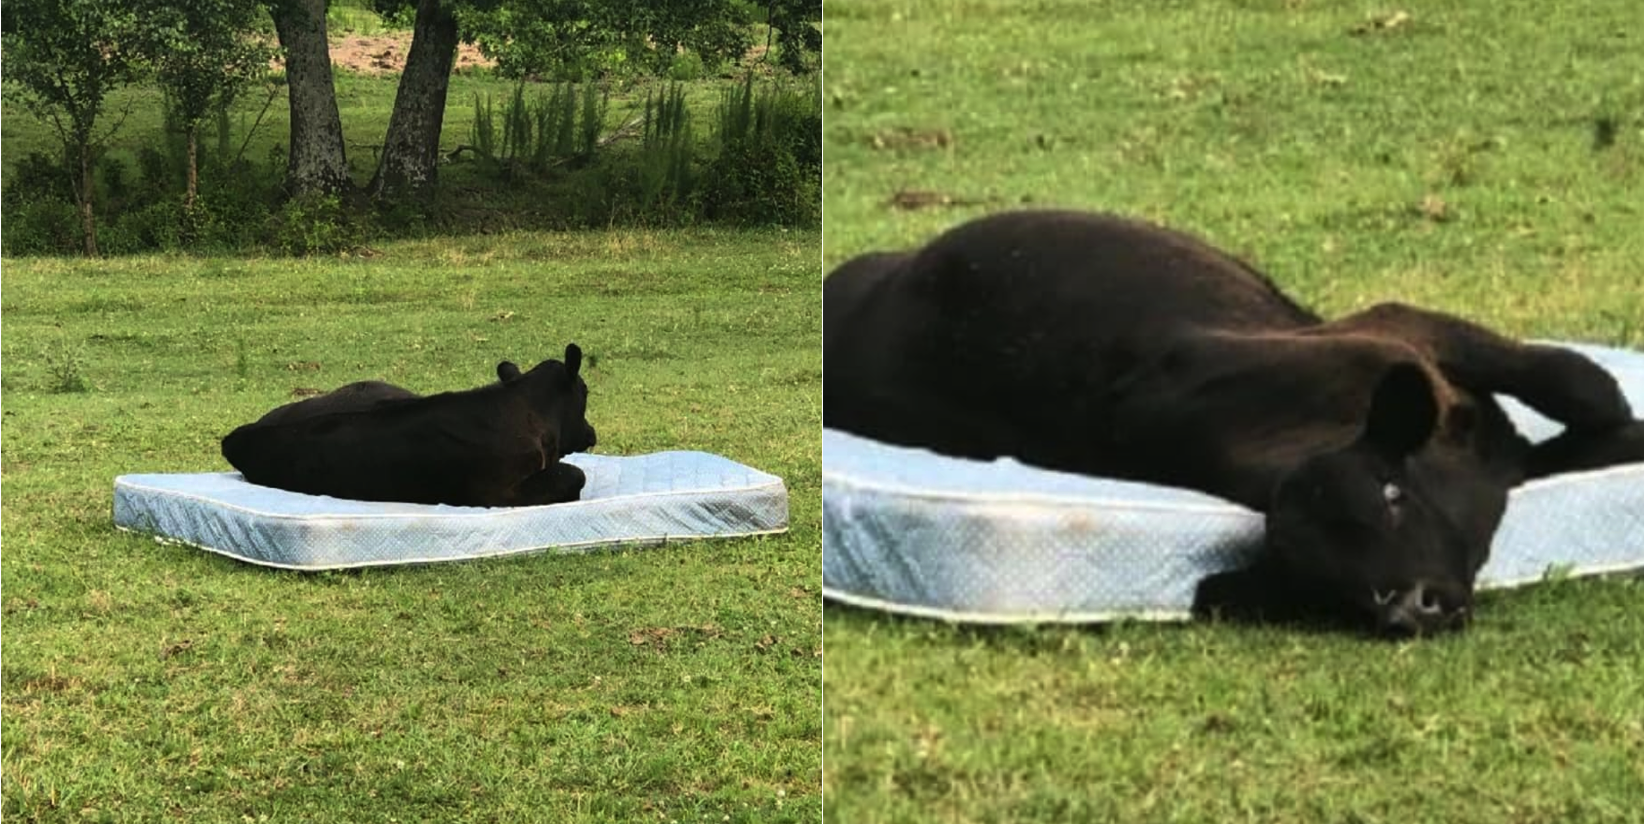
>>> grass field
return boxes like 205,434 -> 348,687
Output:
822,0 -> 1644,821
1,227 -> 822,821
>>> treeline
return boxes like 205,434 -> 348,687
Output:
0,0 -> 821,256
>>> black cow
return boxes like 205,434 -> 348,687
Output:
252,381 -> 420,425
824,211 -> 1644,635
248,360 -> 527,426
222,345 -> 597,507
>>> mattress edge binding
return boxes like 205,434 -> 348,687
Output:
117,524 -> 792,571
821,459 -> 1644,512
113,475 -> 788,521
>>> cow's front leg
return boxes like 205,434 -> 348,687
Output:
1524,419 -> 1644,479
1192,560 -> 1351,630
1332,303 -> 1632,431
511,461 -> 588,506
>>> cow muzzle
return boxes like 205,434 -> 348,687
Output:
1373,581 -> 1469,636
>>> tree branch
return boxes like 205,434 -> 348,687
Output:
234,82 -> 283,164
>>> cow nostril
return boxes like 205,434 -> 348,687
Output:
1376,584 -> 1457,636
1415,585 -> 1444,615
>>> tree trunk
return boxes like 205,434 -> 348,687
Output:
368,0 -> 459,201
78,142 -> 98,257
185,128 -> 199,209
271,0 -> 352,196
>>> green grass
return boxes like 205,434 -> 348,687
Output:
1,226 -> 822,821
822,0 -> 1644,821
327,0 -> 395,37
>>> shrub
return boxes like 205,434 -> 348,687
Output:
191,155 -> 280,248
99,156 -> 132,208
1,198 -> 83,256
135,146 -> 184,203
270,193 -> 366,256
1,150 -> 81,254
98,198 -> 186,255
4,151 -> 77,206
699,75 -> 821,225
701,139 -> 818,225
42,337 -> 90,394
668,51 -> 706,82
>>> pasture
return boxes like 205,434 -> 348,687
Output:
0,227 -> 822,821
821,0 -> 1644,821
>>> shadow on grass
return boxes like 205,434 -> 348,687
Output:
821,589 -> 1434,646
132,527 -> 649,591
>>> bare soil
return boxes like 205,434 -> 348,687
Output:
327,33 -> 494,75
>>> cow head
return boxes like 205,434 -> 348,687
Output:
1261,363 -> 1507,636
497,343 -> 598,454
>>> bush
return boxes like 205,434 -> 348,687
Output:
135,146 -> 184,203
99,156 -> 133,209
98,198 -> 187,255
1,198 -> 82,256
668,51 -> 706,82
270,193 -> 367,256
701,139 -> 818,225
191,157 -> 280,250
1,151 -> 84,253
3,151 -> 77,205
699,75 -> 821,226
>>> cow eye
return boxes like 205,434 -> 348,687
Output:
1382,482 -> 1403,505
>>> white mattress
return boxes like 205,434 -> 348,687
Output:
116,451 -> 788,570
822,343 -> 1644,623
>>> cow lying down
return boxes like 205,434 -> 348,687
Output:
221,344 -> 597,508
824,211 -> 1644,635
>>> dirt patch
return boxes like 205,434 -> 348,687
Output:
277,32 -> 790,77
885,189 -> 1001,211
272,33 -> 495,76
868,126 -> 955,151
331,34 -> 494,75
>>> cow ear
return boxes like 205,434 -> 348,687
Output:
497,361 -> 522,382
564,344 -> 582,379
1362,362 -> 1438,457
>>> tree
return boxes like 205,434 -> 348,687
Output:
463,0 -> 752,79
2,0 -> 145,255
367,0 -> 462,199
268,0 -> 353,195
765,0 -> 820,74
143,0 -> 275,208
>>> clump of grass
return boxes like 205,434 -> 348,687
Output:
42,337 -> 90,393
636,82 -> 698,215
1592,114 -> 1618,150
470,82 -> 609,178
1431,132 -> 1500,188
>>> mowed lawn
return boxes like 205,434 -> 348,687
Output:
1,227 -> 821,821
822,1 -> 1643,822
